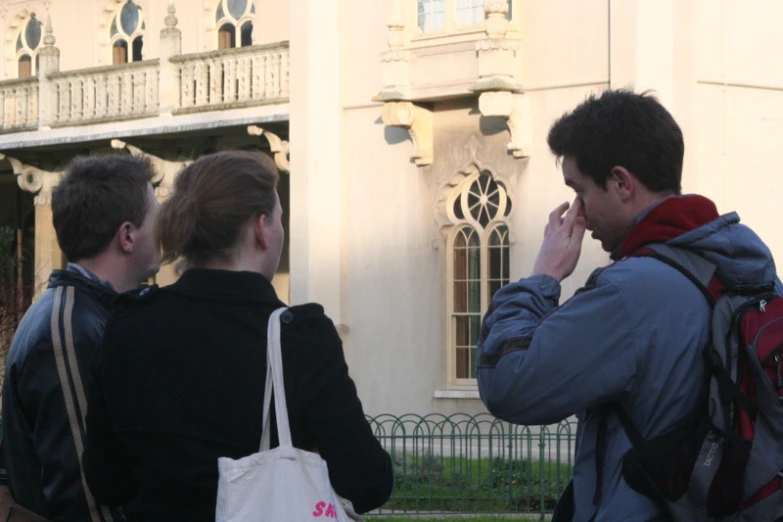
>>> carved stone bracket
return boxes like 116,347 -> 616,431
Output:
381,101 -> 433,167
111,139 -> 176,198
373,7 -> 434,167
247,126 -> 290,173
469,1 -> 528,159
374,10 -> 411,102
477,91 -> 530,158
1,153 -> 61,206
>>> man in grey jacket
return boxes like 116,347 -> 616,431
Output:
476,89 -> 780,521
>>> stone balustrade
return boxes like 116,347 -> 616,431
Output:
0,78 -> 39,132
172,42 -> 289,113
49,60 -> 160,126
0,42 -> 289,133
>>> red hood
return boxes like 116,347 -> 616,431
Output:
611,195 -> 721,260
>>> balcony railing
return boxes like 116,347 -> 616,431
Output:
0,78 -> 39,132
49,60 -> 160,127
0,42 -> 289,134
173,42 -> 289,114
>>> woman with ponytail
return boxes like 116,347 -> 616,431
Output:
82,151 -> 393,522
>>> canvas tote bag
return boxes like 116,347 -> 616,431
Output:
216,308 -> 363,522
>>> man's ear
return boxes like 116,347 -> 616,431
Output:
254,214 -> 268,250
609,166 -> 634,202
118,222 -> 135,254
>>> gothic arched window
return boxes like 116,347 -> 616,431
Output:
111,0 -> 145,64
447,169 -> 512,382
216,0 -> 256,50
16,14 -> 43,78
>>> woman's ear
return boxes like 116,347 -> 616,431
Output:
254,214 -> 268,250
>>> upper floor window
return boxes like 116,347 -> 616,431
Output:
417,0 -> 512,34
16,14 -> 42,78
111,0 -> 145,64
447,169 -> 511,385
216,0 -> 256,50
455,0 -> 485,27
418,0 -> 445,33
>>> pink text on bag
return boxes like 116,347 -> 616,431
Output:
312,501 -> 338,518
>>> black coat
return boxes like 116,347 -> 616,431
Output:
82,269 -> 393,522
2,269 -> 123,522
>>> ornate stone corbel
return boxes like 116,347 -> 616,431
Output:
247,126 -> 290,173
373,4 -> 433,166
470,0 -> 529,159
374,13 -> 412,102
110,139 -> 174,198
477,91 -> 530,158
0,153 -> 61,206
381,101 -> 433,167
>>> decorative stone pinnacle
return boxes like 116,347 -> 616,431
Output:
44,14 -> 55,46
165,1 -> 178,28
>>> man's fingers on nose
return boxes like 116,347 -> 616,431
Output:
549,202 -> 569,228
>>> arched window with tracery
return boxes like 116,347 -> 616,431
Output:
111,0 -> 145,64
216,0 -> 256,50
16,14 -> 42,78
447,168 -> 511,384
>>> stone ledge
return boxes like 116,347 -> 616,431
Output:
433,390 -> 481,400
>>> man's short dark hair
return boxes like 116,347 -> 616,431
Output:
547,89 -> 684,194
52,154 -> 155,262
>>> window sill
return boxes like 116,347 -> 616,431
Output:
434,390 -> 481,400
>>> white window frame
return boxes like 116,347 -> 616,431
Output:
445,169 -> 511,389
110,0 -> 146,64
413,0 -> 516,41
215,0 -> 256,49
15,14 -> 42,78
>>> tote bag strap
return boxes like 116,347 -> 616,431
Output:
260,307 -> 293,451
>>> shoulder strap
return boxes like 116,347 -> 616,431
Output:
260,307 -> 292,451
593,245 -> 718,510
634,243 -> 721,305
50,286 -> 114,522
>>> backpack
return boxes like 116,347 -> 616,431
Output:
604,243 -> 783,521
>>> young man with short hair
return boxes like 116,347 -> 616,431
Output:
477,89 -> 781,521
2,154 -> 160,521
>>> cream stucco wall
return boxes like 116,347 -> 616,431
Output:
300,0 -> 783,416
0,0 -> 290,78
325,0 -> 614,416
3,0 -> 783,418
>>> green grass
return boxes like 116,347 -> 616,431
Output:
383,454 -> 571,514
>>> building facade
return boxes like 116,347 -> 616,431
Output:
1,0 -> 782,416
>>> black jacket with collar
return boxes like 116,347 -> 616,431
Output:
82,268 -> 393,522
2,269 -> 124,522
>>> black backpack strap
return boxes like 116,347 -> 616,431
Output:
593,404 -> 646,506
610,404 -> 675,518
593,408 -> 608,506
634,243 -> 719,306
593,245 -> 717,513
639,245 -> 757,420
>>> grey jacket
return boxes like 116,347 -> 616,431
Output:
477,199 -> 780,521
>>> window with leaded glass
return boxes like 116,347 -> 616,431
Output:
216,0 -> 256,49
16,14 -> 42,78
448,169 -> 512,383
111,1 -> 145,64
